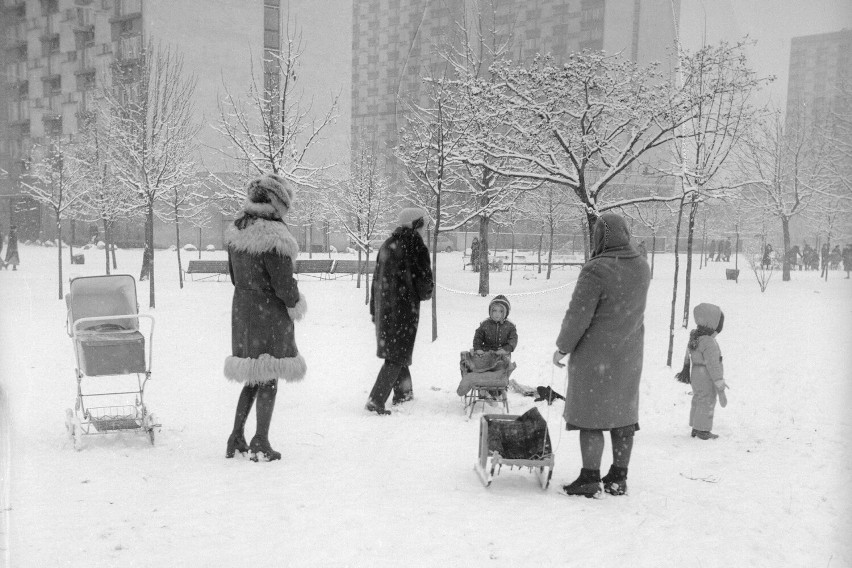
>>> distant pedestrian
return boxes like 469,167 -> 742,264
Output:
708,239 -> 717,263
367,207 -> 434,414
637,240 -> 647,258
820,243 -> 830,278
4,226 -> 19,270
843,244 -> 852,278
761,244 -> 773,269
470,237 -> 480,272
723,238 -> 732,262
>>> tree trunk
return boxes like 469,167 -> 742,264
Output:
537,231 -> 543,273
176,216 -> 184,289
509,231 -> 515,287
198,227 -> 202,259
681,196 -> 698,329
585,210 -> 598,252
477,214 -> 490,297
546,221 -> 554,280
700,216 -> 706,270
666,196 -> 687,367
356,248 -> 362,289
69,219 -> 75,262
103,219 -> 110,275
308,223 -> 313,259
56,212 -> 63,300
581,219 -> 589,261
781,216 -> 791,282
141,204 -> 155,308
650,232 -> 657,279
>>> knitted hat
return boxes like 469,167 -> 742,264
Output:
489,294 -> 510,318
246,173 -> 295,211
398,207 -> 427,229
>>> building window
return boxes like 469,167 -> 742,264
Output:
42,0 -> 59,15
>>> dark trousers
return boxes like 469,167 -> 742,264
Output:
369,360 -> 412,407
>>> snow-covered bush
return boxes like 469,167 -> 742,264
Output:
182,244 -> 198,252
96,241 -> 106,250
205,245 -> 215,251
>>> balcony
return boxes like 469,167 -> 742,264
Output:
109,0 -> 141,22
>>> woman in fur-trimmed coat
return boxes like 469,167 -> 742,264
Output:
223,173 -> 307,462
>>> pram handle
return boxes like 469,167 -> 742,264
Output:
71,314 -> 155,373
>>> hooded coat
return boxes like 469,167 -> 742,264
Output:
473,296 -> 518,353
556,213 -> 651,430
370,226 -> 434,366
689,303 -> 725,431
223,214 -> 307,385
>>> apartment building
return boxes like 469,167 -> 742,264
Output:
351,0 -> 681,174
0,0 -> 277,243
786,28 -> 852,130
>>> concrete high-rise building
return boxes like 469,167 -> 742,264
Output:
786,28 -> 852,130
0,0 -> 277,242
351,0 -> 681,172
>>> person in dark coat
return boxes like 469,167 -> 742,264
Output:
723,237 -> 732,262
367,207 -> 434,414
637,240 -> 647,259
223,173 -> 307,461
470,237 -> 480,272
553,213 -> 650,497
843,244 -> 852,278
4,226 -> 19,270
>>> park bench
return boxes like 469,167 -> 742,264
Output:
331,259 -> 376,279
502,261 -> 584,270
184,259 -> 230,281
293,258 -> 335,280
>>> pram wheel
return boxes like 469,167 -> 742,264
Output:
65,408 -> 83,451
142,411 -> 158,445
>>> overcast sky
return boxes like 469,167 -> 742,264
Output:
679,0 -> 852,111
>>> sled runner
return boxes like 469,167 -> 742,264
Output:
474,409 -> 554,490
64,275 -> 159,450
457,351 -> 515,417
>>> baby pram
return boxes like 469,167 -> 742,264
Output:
64,274 -> 158,449
474,408 -> 554,489
457,351 -> 516,417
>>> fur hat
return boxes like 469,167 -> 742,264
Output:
489,294 -> 510,318
246,173 -> 295,212
398,207 -> 427,229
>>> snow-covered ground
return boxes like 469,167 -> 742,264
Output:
1,243 -> 850,568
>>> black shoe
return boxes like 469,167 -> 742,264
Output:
692,429 -> 718,440
365,400 -> 391,415
562,468 -> 602,498
392,392 -> 413,406
249,436 -> 281,462
602,465 -> 628,496
225,432 -> 249,458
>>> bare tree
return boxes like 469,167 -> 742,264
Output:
102,40 -> 200,307
22,137 -> 88,299
523,184 -> 572,279
327,142 -> 395,302
666,40 -> 767,327
625,201 -> 675,279
211,24 -> 339,208
155,175 -> 206,289
735,108 -> 835,283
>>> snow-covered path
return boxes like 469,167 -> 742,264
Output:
0,244 -> 850,567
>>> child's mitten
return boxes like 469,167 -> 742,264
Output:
715,380 -> 728,408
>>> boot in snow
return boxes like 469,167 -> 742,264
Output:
226,385 -> 257,458
691,429 -> 719,440
562,468 -> 602,498
602,465 -> 628,496
365,399 -> 392,415
249,382 -> 281,462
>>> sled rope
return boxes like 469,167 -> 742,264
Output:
435,279 -> 577,297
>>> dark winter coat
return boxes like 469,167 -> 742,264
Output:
370,226 -> 434,366
473,318 -> 518,353
4,229 -> 19,265
223,216 -> 307,386
555,213 -> 651,430
843,246 -> 852,272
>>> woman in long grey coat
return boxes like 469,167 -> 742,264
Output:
553,213 -> 650,497
223,174 -> 307,461
366,208 -> 434,414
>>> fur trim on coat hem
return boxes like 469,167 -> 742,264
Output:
288,292 -> 307,321
224,353 -> 306,385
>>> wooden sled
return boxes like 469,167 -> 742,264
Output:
474,413 -> 554,490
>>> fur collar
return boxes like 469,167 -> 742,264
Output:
226,218 -> 299,259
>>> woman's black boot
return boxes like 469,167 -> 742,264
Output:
250,382 -> 281,462
562,468 -> 602,498
602,465 -> 628,495
226,385 -> 257,458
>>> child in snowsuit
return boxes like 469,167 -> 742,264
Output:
456,295 -> 518,397
473,294 -> 518,356
677,303 -> 728,440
